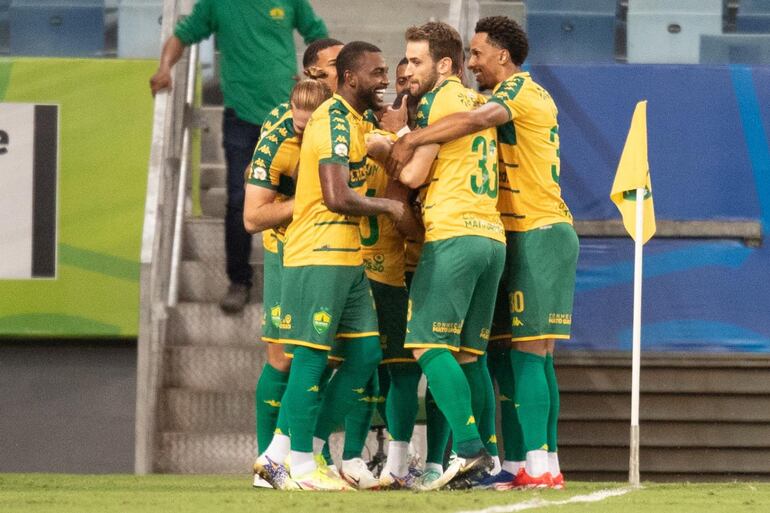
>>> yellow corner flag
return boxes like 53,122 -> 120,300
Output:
611,101 -> 656,244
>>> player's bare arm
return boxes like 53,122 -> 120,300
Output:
387,101 -> 509,175
150,36 -> 185,95
320,163 -> 404,221
365,133 -> 394,164
384,179 -> 423,240
397,143 -> 439,188
243,184 -> 294,234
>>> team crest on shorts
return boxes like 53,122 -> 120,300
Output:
270,305 -> 281,328
312,309 -> 332,334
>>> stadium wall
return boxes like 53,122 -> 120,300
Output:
0,339 -> 136,473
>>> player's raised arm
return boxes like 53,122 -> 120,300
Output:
387,102 -> 509,175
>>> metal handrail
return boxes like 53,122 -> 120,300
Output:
136,0 -> 196,475
167,43 -> 199,307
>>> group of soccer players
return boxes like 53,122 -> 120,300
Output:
242,15 -> 578,492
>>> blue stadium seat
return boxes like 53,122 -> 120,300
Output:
700,34 -> 770,65
9,0 -> 105,57
117,0 -> 163,58
736,0 -> 770,33
0,0 -> 9,55
627,0 -> 722,64
525,0 -> 617,64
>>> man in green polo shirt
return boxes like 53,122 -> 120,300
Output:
150,0 -> 328,313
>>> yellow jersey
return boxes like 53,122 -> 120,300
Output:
415,76 -> 505,244
360,131 -> 405,287
248,106 -> 298,253
488,72 -> 572,232
260,102 -> 291,137
282,94 -> 371,267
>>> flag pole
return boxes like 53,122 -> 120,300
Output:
629,186 -> 645,487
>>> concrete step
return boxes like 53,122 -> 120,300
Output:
200,106 -> 224,165
167,302 -> 263,347
557,364 -> 770,394
178,260 -> 263,303
559,420 -> 770,448
200,187 -> 226,218
559,445 -> 770,474
311,0 -> 451,29
200,163 -> 226,189
157,432 -> 255,474
164,344 -> 264,391
156,427 -> 427,473
560,391 -> 770,423
183,217 -> 263,264
161,389 -> 254,433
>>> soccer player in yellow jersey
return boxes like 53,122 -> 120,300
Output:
255,41 -> 404,492
388,16 -> 579,489
243,79 -> 332,489
393,22 -> 506,490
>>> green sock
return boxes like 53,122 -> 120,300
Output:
255,363 -> 289,453
545,353 -> 560,453
314,336 -> 382,441
493,348 -> 526,461
376,365 -> 390,428
424,387 -> 450,465
285,346 -> 330,452
343,371 -> 379,460
385,363 -> 421,442
417,349 -> 482,457
510,350 -> 549,453
477,355 -> 499,456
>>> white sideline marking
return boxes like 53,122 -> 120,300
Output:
455,487 -> 635,513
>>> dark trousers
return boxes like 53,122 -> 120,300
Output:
222,107 -> 261,287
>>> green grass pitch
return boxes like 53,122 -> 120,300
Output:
2,474 -> 769,513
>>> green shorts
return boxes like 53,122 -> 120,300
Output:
505,223 -> 579,342
279,265 -> 380,352
404,236 -> 505,355
370,279 -> 412,364
261,243 -> 283,343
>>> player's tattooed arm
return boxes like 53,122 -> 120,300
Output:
397,143 -> 439,189
243,185 -> 293,234
387,102 -> 510,175
320,163 -> 404,222
385,179 -> 423,240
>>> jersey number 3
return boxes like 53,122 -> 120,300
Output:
470,135 -> 499,199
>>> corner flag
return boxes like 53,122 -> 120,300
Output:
610,101 -> 656,244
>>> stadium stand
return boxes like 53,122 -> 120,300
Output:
0,0 -> 9,55
626,0 -> 723,63
525,0 -> 617,64
9,0 -> 105,57
700,33 -> 770,64
736,0 -> 770,33
117,0 -> 163,58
